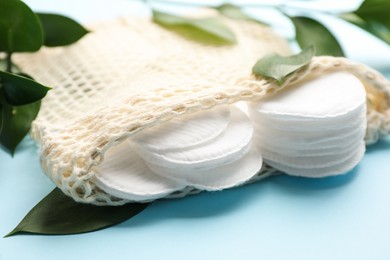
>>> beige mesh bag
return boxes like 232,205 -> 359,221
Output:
14,16 -> 390,205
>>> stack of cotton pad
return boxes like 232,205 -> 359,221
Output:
95,105 -> 263,201
249,72 -> 367,177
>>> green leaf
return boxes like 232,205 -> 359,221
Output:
0,70 -> 50,106
338,0 -> 390,45
291,16 -> 344,57
0,0 -> 43,52
216,3 -> 268,25
341,12 -> 390,45
152,10 -> 236,45
252,46 -> 315,85
5,188 -> 149,237
354,0 -> 390,28
0,101 -> 40,155
37,13 -> 89,47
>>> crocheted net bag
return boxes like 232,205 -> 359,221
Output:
14,16 -> 390,205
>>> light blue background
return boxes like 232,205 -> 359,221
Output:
2,1 -> 390,259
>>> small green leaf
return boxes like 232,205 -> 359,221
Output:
0,101 -> 40,155
0,70 -> 50,106
252,46 -> 315,85
291,16 -> 344,57
216,3 -> 268,25
5,188 -> 149,237
216,4 -> 249,19
152,10 -> 236,45
37,13 -> 89,47
0,0 -> 43,52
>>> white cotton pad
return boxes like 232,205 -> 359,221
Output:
145,144 -> 263,191
133,106 -> 253,171
250,103 -> 366,132
253,111 -> 365,141
258,140 -> 362,169
249,72 -> 366,119
131,105 -> 230,152
255,131 -> 364,157
249,71 -> 367,178
253,118 -> 366,149
265,141 -> 366,178
94,141 -> 186,202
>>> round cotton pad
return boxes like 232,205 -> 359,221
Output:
265,141 -> 366,178
253,112 -> 365,140
254,119 -> 366,150
258,140 -> 362,169
94,141 -> 185,201
250,72 -> 366,119
131,105 -> 230,152
250,103 -> 366,132
145,144 -> 263,191
134,106 -> 253,171
254,130 -> 364,157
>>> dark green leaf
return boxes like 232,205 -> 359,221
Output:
341,13 -> 390,45
152,10 -> 236,45
0,101 -> 40,155
5,188 -> 149,237
0,70 -> 50,106
252,46 -> 315,85
0,0 -> 43,52
354,0 -> 390,28
291,16 -> 344,57
341,0 -> 390,45
37,13 -> 89,47
216,4 -> 268,25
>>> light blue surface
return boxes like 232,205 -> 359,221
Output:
2,1 -> 390,259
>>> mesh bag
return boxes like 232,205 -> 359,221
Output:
14,16 -> 390,205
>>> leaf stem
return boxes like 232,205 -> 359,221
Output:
6,52 -> 12,73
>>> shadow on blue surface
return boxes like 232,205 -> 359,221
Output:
119,178 -> 274,227
120,168 -> 359,227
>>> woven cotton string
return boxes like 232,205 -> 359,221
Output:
14,17 -> 390,205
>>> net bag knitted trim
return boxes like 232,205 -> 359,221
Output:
14,17 -> 390,205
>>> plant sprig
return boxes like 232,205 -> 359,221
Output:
0,0 -> 89,155
149,0 -> 390,58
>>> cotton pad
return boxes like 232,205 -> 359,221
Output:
254,131 -> 364,157
251,72 -> 366,119
251,103 -> 366,132
94,141 -> 185,201
133,106 -> 253,171
132,105 -> 230,152
265,142 -> 366,178
252,107 -> 365,137
258,140 -> 362,169
253,118 -> 366,149
249,71 -> 367,177
145,144 -> 263,191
